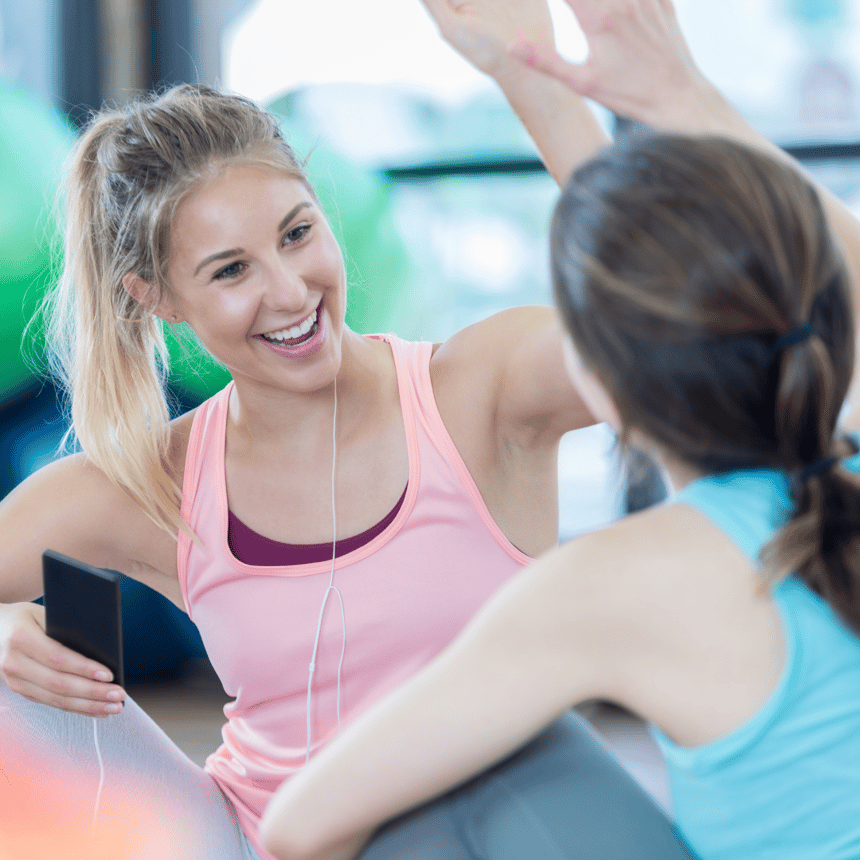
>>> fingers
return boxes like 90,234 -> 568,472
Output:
509,41 -> 594,97
1,608 -> 125,716
561,0 -> 677,35
562,0 -> 623,34
5,660 -> 125,716
2,651 -> 125,716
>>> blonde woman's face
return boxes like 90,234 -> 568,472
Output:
162,163 -> 346,394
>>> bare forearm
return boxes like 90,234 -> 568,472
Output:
259,549 -> 594,860
260,649 -> 537,860
494,60 -> 610,186
512,0 -> 860,290
642,79 -> 860,290
417,0 -> 609,187
260,820 -> 372,860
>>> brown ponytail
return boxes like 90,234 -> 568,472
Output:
763,438 -> 860,633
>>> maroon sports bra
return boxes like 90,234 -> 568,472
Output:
227,485 -> 408,566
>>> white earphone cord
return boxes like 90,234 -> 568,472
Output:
305,379 -> 346,763
92,715 -> 105,831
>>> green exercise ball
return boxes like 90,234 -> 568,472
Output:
0,79 -> 75,403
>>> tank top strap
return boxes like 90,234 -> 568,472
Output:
383,334 -> 533,566
674,436 -> 860,564
383,333 -> 455,445
374,333 -> 425,447
177,383 -> 233,614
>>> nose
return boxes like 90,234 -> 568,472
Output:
263,259 -> 308,313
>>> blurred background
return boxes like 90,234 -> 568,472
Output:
3,0 -> 860,800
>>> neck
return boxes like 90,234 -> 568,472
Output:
628,442 -> 702,495
226,328 -> 378,449
659,453 -> 704,494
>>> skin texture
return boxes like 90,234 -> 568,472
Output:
0,92 -> 599,716
257,2 -> 860,859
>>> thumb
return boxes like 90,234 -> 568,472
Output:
25,602 -> 46,631
509,40 -> 594,97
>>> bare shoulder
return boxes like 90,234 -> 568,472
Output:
459,509 -> 688,705
429,313 -> 515,429
524,503 -> 743,696
0,453 -> 151,602
0,408 -> 200,605
430,306 -> 557,381
431,306 -> 592,447
568,502 -> 753,623
531,507 -> 694,618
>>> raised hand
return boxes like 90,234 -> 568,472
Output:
419,0 -> 610,185
510,0 -> 860,423
510,0 -> 723,131
419,0 -> 556,79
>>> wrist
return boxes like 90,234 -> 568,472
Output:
492,51 -> 575,111
488,49 -> 541,90
641,78 -> 739,137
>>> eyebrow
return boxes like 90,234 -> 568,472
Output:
193,202 -> 314,276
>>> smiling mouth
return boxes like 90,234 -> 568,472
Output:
259,301 -> 321,347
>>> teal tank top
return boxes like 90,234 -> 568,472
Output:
652,451 -> 860,859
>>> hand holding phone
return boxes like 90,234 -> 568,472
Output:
0,557 -> 125,716
42,549 -> 125,689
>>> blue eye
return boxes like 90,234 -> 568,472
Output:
284,224 -> 311,245
213,261 -> 246,280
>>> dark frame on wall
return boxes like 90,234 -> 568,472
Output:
58,0 -> 199,127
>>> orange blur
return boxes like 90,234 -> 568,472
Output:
0,755 -> 170,860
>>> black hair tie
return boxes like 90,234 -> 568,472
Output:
797,455 -> 840,483
770,321 -> 815,357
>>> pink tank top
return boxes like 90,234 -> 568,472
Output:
177,334 -> 533,859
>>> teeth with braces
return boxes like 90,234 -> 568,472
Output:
261,309 -> 318,342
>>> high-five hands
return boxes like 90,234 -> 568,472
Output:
509,0 -> 719,130
419,0 -> 557,79
420,0 -> 729,134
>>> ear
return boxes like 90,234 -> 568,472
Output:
121,273 -> 184,324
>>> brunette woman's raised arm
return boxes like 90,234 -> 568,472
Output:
510,0 -> 860,427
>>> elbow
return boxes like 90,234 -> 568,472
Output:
258,819 -> 304,860
259,802 -> 328,860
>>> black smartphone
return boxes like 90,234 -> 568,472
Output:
42,549 -> 124,688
